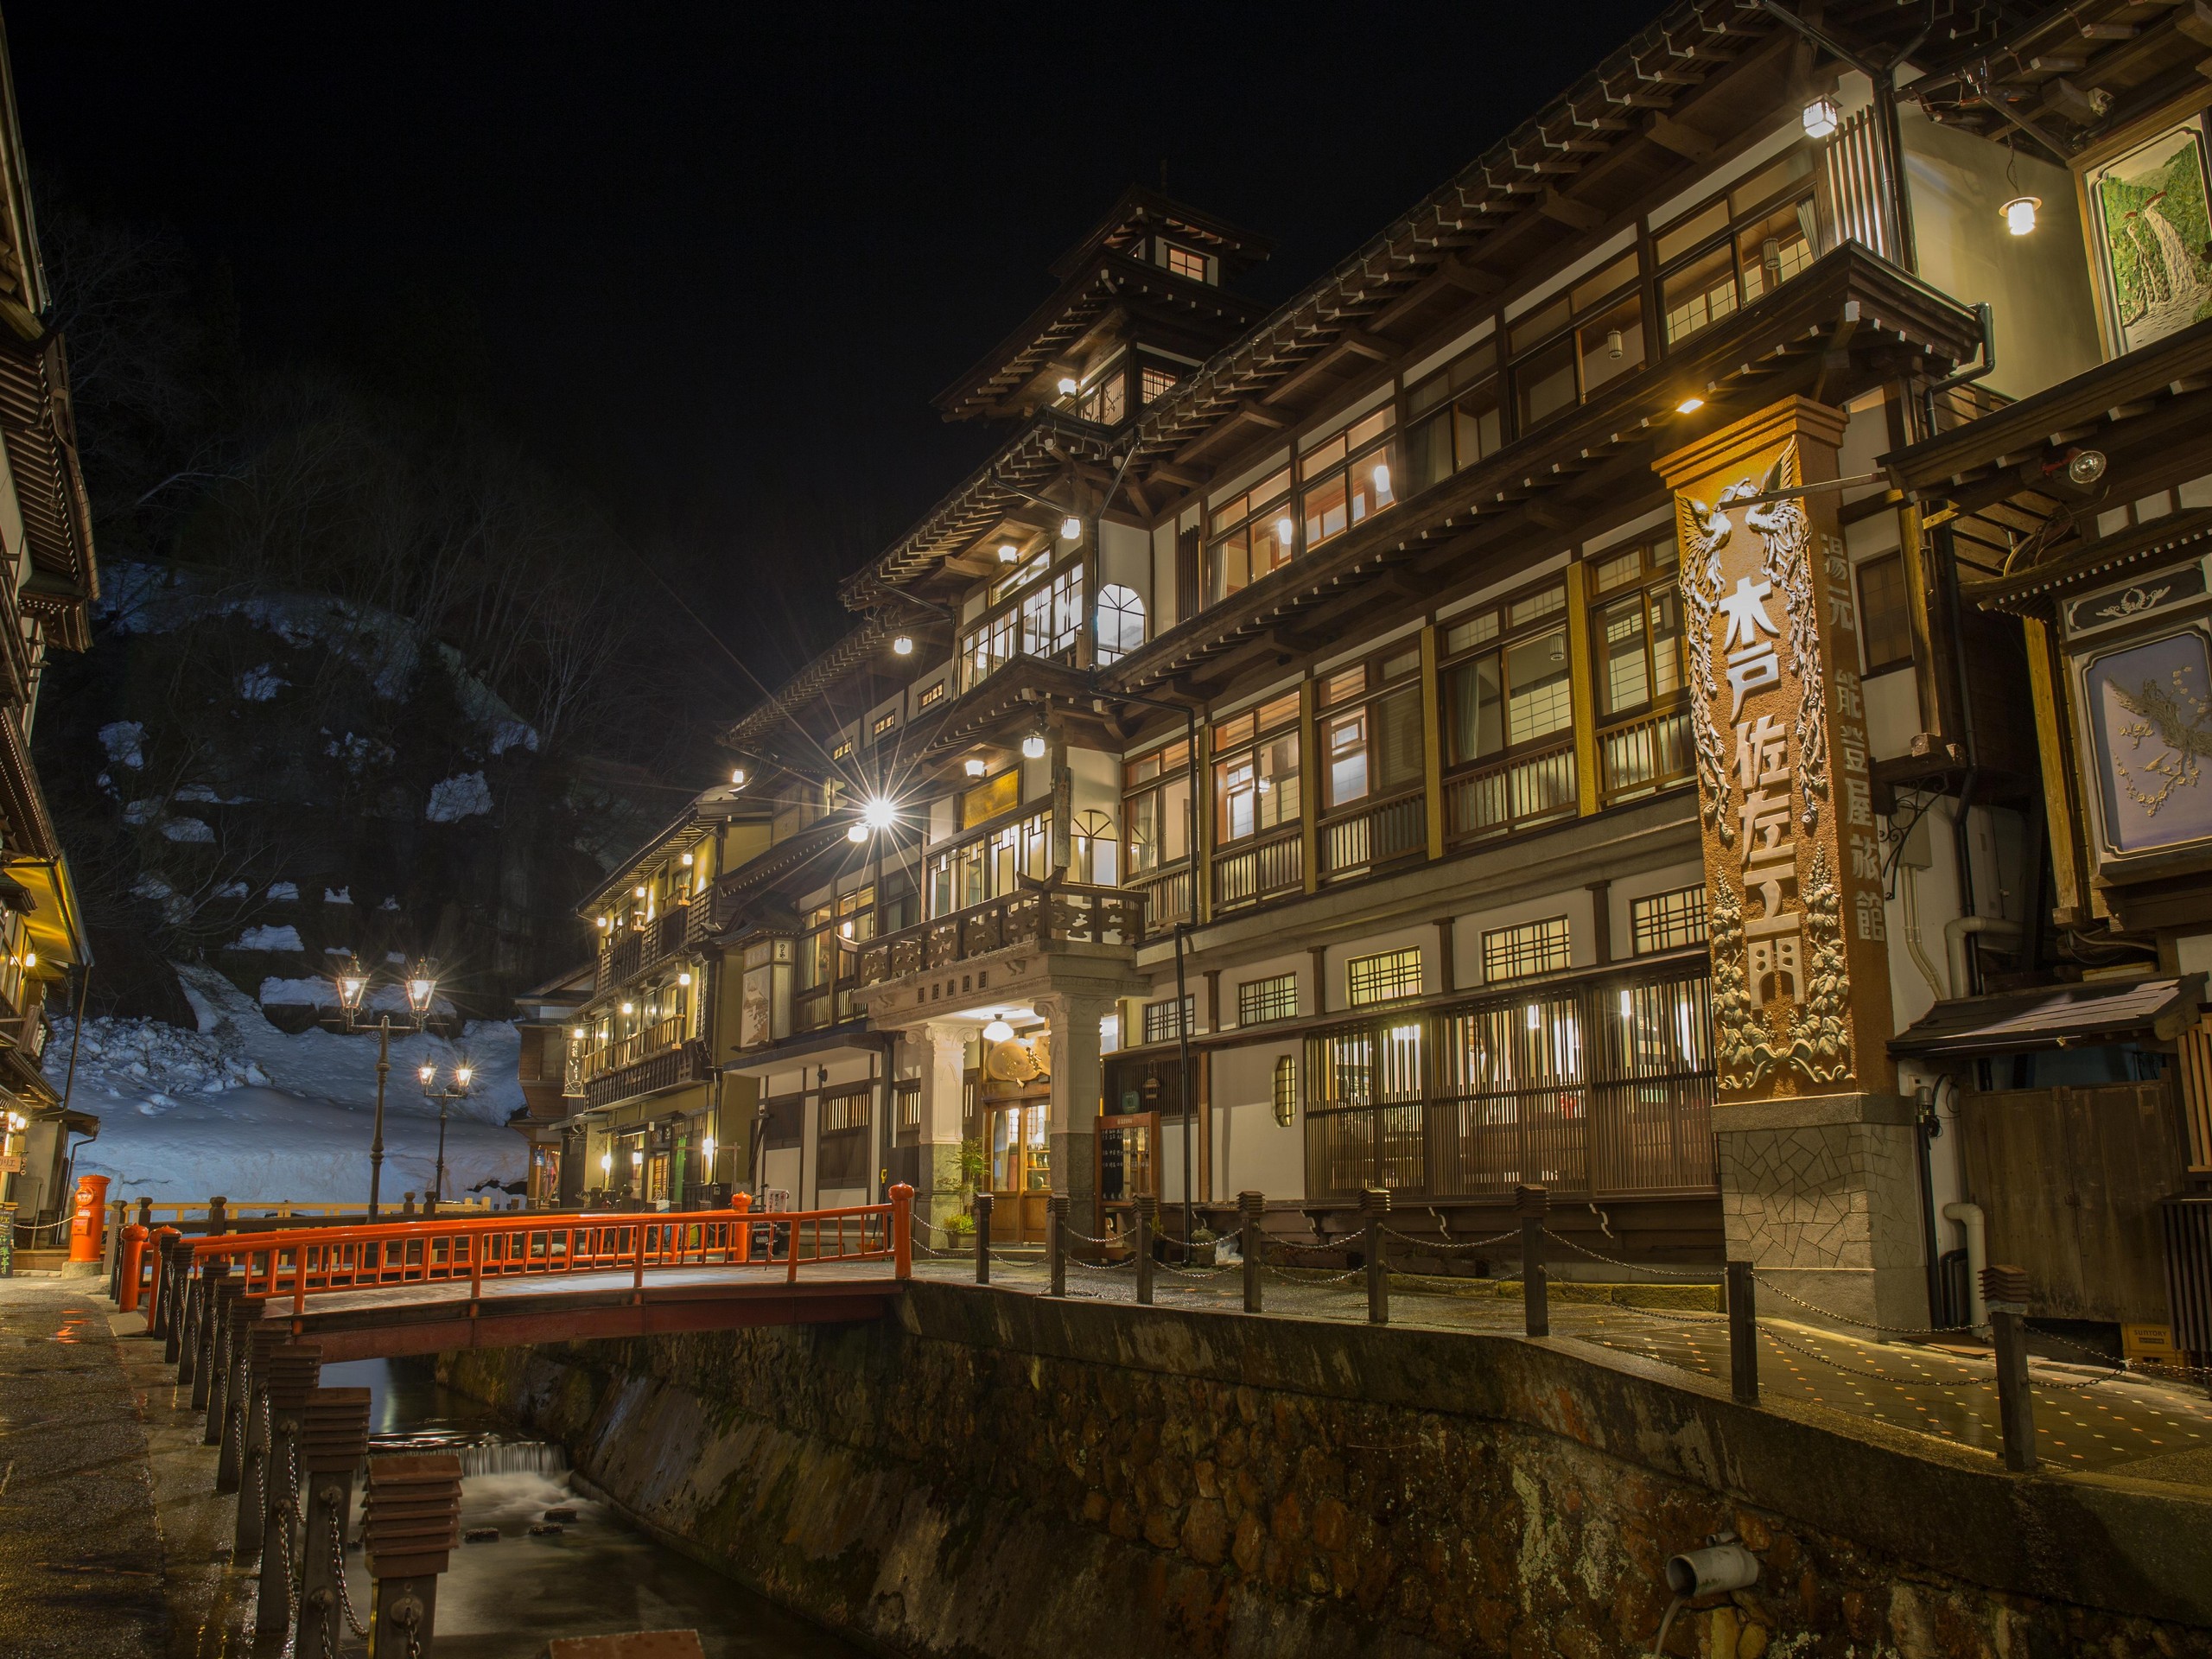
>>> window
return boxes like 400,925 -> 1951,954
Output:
1481,916 -> 1571,982
1206,467 -> 1295,606
830,738 -> 854,761
1164,243 -> 1208,283
1319,651 -> 1424,810
1508,252 -> 1644,434
1238,973 -> 1300,1026
871,709 -> 898,737
1858,553 -> 1913,674
928,809 -> 1049,917
1630,886 -> 1708,955
1406,339 -> 1503,497
895,1079 -> 921,1133
1071,809 -> 1119,887
1140,364 -> 1179,404
1065,356 -> 1128,425
918,680 -> 945,709
1347,947 -> 1423,1007
1020,565 -> 1084,659
1300,409 -> 1396,551
1272,1054 -> 1298,1126
1096,583 -> 1147,664
1592,537 -> 1684,717
960,768 -> 1020,830
1442,583 -> 1573,766
1142,995 -> 1193,1045
1213,692 -> 1301,842
817,1084 -> 872,1185
961,559 -> 1084,690
1656,150 -> 1819,351
1123,741 -> 1192,875
821,1085 -> 872,1134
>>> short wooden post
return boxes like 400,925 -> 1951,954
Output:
255,1343 -> 323,1646
1047,1196 -> 1068,1298
190,1261 -> 232,1408
157,1235 -> 188,1355
1983,1263 -> 2037,1472
1516,1184 -> 1549,1338
1726,1260 -> 1758,1405
890,1183 -> 913,1280
105,1200 -> 127,1298
218,1303 -> 266,1492
208,1195 -> 229,1236
204,1280 -> 245,1445
974,1192 -> 992,1286
1134,1197 -> 1154,1306
1239,1191 -> 1265,1314
232,1321 -> 289,1550
295,1387 -> 372,1659
362,1452 -> 462,1659
1359,1187 -> 1390,1326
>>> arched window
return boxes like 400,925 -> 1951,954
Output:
1096,584 -> 1147,665
1272,1054 -> 1298,1126
1071,808 -> 1118,887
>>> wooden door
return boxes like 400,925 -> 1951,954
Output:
1958,1081 -> 2186,1324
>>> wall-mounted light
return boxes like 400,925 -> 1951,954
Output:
997,542 -> 1019,563
632,1149 -> 645,1168
963,757 -> 988,778
2067,448 -> 2107,487
620,1001 -> 634,1015
569,1025 -> 585,1039
1056,376 -> 1079,396
1371,461 -> 1391,494
845,823 -> 868,843
1675,396 -> 1705,415
1802,96 -> 1840,140
1059,516 -> 1082,541
730,767 -> 747,787
891,633 -> 914,656
2001,195 -> 2041,236
600,1151 -> 613,1173
1021,731 -> 1047,760
634,885 -> 647,899
677,971 -> 692,987
982,1017 -> 1014,1044
596,915 -> 611,930
862,798 -> 897,830
1606,327 -> 1624,359
680,852 -> 693,866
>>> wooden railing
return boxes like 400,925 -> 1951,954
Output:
124,1198 -> 503,1226
1213,827 -> 1302,912
1319,790 -> 1425,882
1442,741 -> 1576,844
1126,864 -> 1192,938
855,880 -> 1143,988
1597,706 -> 1694,806
580,1014 -> 688,1083
582,1038 -> 711,1112
184,1188 -> 914,1315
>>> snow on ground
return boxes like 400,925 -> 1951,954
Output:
51,965 -> 524,1206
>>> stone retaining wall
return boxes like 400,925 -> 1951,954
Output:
440,1282 -> 2212,1658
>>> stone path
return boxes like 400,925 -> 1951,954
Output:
906,1254 -> 2212,1486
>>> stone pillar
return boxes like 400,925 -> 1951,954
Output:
1657,397 -> 1926,1335
1039,989 -> 1114,1245
910,1022 -> 971,1233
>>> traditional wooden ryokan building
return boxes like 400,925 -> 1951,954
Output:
538,0 -> 2212,1360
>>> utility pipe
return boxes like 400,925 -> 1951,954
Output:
1941,1199 -> 1988,1330
1944,915 -> 2020,1005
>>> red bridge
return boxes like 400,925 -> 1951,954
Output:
139,1186 -> 914,1362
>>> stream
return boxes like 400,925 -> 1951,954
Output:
322,1357 -> 862,1658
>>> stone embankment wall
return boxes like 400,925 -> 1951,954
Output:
442,1283 -> 2212,1659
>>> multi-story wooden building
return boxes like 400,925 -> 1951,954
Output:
533,0 -> 2212,1355
0,15 -> 101,1253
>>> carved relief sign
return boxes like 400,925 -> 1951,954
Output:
1658,400 -> 1897,1102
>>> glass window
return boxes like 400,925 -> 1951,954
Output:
1206,469 -> 1295,605
1272,1054 -> 1298,1125
1071,809 -> 1119,887
1096,583 -> 1147,664
1505,629 -> 1572,744
1238,973 -> 1300,1026
1406,340 -> 1502,496
1164,244 -> 1207,283
1480,915 -> 1571,982
1592,541 -> 1684,719
1124,741 -> 1192,875
1299,409 -> 1396,552
1655,154 -> 1819,352
1326,709 -> 1370,806
1140,364 -> 1178,403
1217,731 -> 1300,841
1510,258 -> 1645,434
1346,946 -> 1422,1007
1630,886 -> 1708,954
1142,996 -> 1193,1044
1859,553 -> 1913,673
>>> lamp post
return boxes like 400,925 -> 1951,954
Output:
416,1062 -> 474,1217
330,958 -> 440,1222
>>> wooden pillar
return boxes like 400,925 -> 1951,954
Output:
1421,623 -> 1446,861
1435,917 -> 1457,995
1309,944 -> 1329,1020
362,1453 -> 462,1659
1566,554 -> 1601,818
1298,680 -> 1319,896
254,1343 -> 324,1646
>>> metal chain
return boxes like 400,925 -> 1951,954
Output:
1154,1258 -> 1235,1278
1263,1263 -> 1365,1286
1539,1229 -> 1719,1280
1381,1225 -> 1518,1253
326,1484 -> 370,1646
1586,1300 -> 1726,1327
1755,1322 -> 1987,1389
1750,1269 -> 1978,1336
1067,1254 -> 1136,1272
1264,1237 -> 1347,1260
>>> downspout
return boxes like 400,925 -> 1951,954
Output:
1944,915 -> 2021,1004
1941,1197 -> 1988,1329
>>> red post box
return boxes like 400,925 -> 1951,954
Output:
67,1173 -> 111,1263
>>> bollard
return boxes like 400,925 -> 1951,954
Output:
105,1200 -> 127,1298
218,1303 -> 270,1493
974,1192 -> 992,1286
890,1183 -> 913,1281
205,1279 -> 245,1445
1516,1184 -> 1549,1338
1134,1197 -> 1154,1307
1240,1191 -> 1265,1314
190,1261 -> 232,1408
1726,1260 -> 1758,1405
1983,1263 -> 2037,1473
255,1343 -> 324,1650
363,1452 -> 463,1659
296,1388 -> 372,1659
118,1225 -> 151,1315
1047,1195 -> 1068,1298
156,1232 -> 189,1352
1359,1187 -> 1390,1326
178,1258 -> 217,1386
233,1320 -> 289,1554
732,1190 -> 753,1263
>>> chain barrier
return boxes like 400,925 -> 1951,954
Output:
1748,1269 -> 1978,1338
1592,1300 -> 1727,1328
318,1481 -> 370,1658
1538,1229 -> 1719,1281
1755,1322 -> 1987,1389
1154,1258 -> 1236,1279
1067,1254 -> 1136,1273
1266,1237 -> 1349,1260
1381,1225 -> 1518,1253
1262,1263 -> 1365,1287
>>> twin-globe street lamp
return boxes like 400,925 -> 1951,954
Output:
416,1060 -> 474,1217
330,957 -> 442,1221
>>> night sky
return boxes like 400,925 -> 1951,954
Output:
9,3 -> 1659,690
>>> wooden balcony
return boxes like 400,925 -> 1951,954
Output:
582,1034 -> 710,1112
1212,827 -> 1301,912
1597,706 -> 1695,807
1319,789 -> 1425,885
1442,741 -> 1576,846
595,907 -> 690,994
1125,863 -> 1192,940
855,880 -> 1143,991
581,1014 -> 686,1083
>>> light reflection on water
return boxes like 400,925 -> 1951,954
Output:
322,1357 -> 859,1659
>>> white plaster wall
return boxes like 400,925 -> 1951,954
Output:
1863,667 -> 1920,760
1152,521 -> 1181,632
1452,887 -> 1599,989
1099,519 -> 1151,611
1211,1040 -> 1304,1201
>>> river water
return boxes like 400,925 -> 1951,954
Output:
323,1357 -> 861,1659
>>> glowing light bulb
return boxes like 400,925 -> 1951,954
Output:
620,1001 -> 633,1015
997,543 -> 1019,563
1371,461 -> 1390,495
982,1018 -> 1014,1044
1675,396 -> 1705,415
1059,516 -> 1082,541
680,851 -> 693,866
1021,732 -> 1047,760
677,971 -> 692,987
1802,96 -> 1839,140
892,634 -> 914,656
2001,195 -> 2040,236
419,1063 -> 435,1085
600,1152 -> 612,1173
862,797 -> 896,830
1056,376 -> 1079,396
730,767 -> 747,787
454,1065 -> 473,1090
1274,516 -> 1295,546
963,758 -> 987,777
846,823 -> 868,842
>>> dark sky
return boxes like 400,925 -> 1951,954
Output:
7,3 -> 1659,688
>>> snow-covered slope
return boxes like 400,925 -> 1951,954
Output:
50,966 -> 525,1205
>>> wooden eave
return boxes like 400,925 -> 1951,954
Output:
1045,185 -> 1274,282
576,793 -> 765,918
721,620 -> 892,753
0,328 -> 95,649
911,656 -> 1119,766
1967,509 -> 2212,621
0,706 -> 57,861
1106,244 -> 1982,703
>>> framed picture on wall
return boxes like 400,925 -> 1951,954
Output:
2084,113 -> 2212,357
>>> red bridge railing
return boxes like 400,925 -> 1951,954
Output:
186,1185 -> 913,1317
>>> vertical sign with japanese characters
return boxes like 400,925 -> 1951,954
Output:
1656,400 -> 1897,1103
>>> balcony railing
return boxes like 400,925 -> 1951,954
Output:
1125,863 -> 1193,940
582,1038 -> 712,1112
855,880 -> 1144,990
1319,790 -> 1425,883
1213,827 -> 1302,912
1597,706 -> 1694,806
580,1014 -> 688,1082
1443,741 -> 1577,845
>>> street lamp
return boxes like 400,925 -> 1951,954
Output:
328,955 -> 441,1221
418,1060 -> 474,1216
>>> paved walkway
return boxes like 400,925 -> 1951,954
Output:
905,1254 -> 2212,1486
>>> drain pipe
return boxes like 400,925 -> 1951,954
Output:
1944,915 -> 2020,1005
1942,1199 -> 1988,1330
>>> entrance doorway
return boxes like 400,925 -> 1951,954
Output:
988,1093 -> 1051,1244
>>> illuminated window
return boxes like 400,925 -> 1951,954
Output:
1508,252 -> 1644,434
1163,243 -> 1208,283
1272,1054 -> 1298,1126
1238,973 -> 1300,1027
1142,995 -> 1193,1045
1140,364 -> 1179,403
830,738 -> 854,761
1212,694 -> 1301,843
1406,338 -> 1502,496
1124,741 -> 1192,876
1592,537 -> 1685,717
1630,887 -> 1708,955
1206,467 -> 1295,606
1346,947 -> 1422,1008
1300,409 -> 1396,552
1481,917 -> 1570,982
917,680 -> 945,708
1655,151 -> 1819,351
871,709 -> 898,737
1096,583 -> 1147,664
